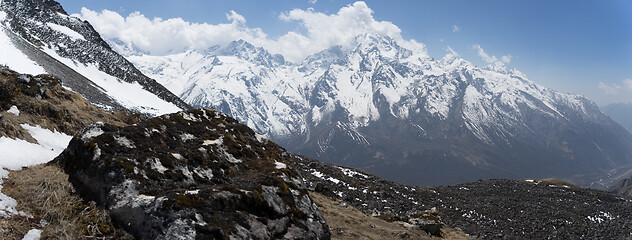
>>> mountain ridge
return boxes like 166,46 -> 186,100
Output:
119,34 -> 632,187
0,0 -> 190,115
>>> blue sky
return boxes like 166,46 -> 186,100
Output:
58,0 -> 632,105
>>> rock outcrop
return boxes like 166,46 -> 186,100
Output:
0,67 -> 135,139
53,109 -> 330,239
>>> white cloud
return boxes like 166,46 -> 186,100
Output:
226,10 -> 246,24
74,1 -> 427,62
452,25 -> 460,32
623,79 -> 632,90
598,82 -> 622,95
472,44 -> 511,64
309,0 -> 318,4
75,8 -> 268,56
501,55 -> 512,64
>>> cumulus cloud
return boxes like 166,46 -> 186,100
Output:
598,82 -> 622,95
75,8 -> 267,56
472,44 -> 512,64
309,0 -> 318,4
452,25 -> 460,32
226,10 -> 246,24
74,1 -> 427,62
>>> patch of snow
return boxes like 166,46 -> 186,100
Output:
0,124 -> 71,217
0,27 -> 46,74
19,124 -> 72,164
185,190 -> 199,195
203,136 -> 223,146
7,105 -> 19,116
40,47 -> 180,116
310,170 -> 342,184
337,167 -> 368,178
588,211 -> 615,223
21,229 -> 42,240
45,23 -> 85,41
274,161 -> 287,169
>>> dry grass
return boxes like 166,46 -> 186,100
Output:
0,164 -> 133,239
0,69 -> 138,140
310,192 -> 472,240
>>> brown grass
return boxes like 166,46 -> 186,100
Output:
0,164 -> 133,239
0,69 -> 138,140
309,192 -> 472,240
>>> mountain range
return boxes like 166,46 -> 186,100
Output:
2,0 -> 632,238
116,34 -> 632,187
2,0 -> 632,188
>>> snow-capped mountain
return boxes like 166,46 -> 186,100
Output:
121,33 -> 632,187
0,0 -> 188,115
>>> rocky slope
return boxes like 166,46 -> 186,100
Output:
0,66 -> 136,139
0,0 -> 189,115
0,66 -> 139,239
53,108 -> 330,239
123,34 -> 632,187
292,155 -> 632,239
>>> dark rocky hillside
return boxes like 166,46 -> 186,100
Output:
292,156 -> 632,239
53,109 -> 330,239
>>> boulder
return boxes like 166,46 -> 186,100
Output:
53,108 -> 330,239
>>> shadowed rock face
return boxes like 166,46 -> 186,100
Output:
53,109 -> 330,239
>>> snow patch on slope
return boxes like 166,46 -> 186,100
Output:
0,27 -> 46,74
41,47 -> 180,116
7,105 -> 19,116
0,124 -> 72,217
45,22 -> 85,41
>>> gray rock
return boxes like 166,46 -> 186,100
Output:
54,108 -> 330,239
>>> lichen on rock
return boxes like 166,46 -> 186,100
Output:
53,108 -> 330,239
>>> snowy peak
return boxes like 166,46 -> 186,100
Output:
117,31 -> 632,187
215,39 -> 286,66
351,34 -> 412,61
